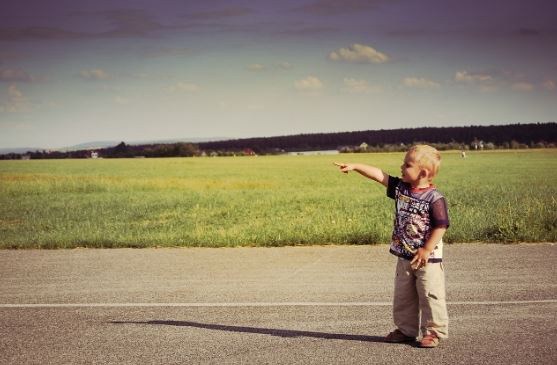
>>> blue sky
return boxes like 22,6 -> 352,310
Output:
1,0 -> 556,149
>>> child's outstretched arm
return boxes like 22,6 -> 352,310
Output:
334,162 -> 389,187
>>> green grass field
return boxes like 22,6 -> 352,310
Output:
1,149 -> 556,248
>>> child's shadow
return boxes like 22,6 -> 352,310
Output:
111,320 -> 414,346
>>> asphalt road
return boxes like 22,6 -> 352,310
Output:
0,243 -> 555,364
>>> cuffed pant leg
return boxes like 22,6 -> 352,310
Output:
393,258 -> 419,337
416,262 -> 449,339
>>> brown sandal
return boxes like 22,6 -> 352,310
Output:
419,333 -> 440,348
385,329 -> 416,343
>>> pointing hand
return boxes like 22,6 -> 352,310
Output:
334,162 -> 353,174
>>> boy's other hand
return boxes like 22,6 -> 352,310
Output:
411,248 -> 430,270
334,162 -> 353,173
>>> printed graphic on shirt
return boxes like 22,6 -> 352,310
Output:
391,192 -> 432,257
387,176 -> 446,262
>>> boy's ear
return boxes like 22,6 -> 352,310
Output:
419,169 -> 429,179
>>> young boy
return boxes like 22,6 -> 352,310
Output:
334,145 -> 449,348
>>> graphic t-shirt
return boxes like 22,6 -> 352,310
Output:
387,176 -> 449,262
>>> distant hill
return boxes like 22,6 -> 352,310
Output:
60,137 -> 228,151
57,141 -> 125,151
1,137 -> 228,154
0,147 -> 43,154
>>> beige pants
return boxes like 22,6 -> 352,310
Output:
393,257 -> 449,338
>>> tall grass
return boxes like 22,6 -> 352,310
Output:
0,150 -> 555,248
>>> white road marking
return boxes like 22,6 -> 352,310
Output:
0,300 -> 555,308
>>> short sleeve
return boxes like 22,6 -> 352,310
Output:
430,197 -> 450,228
387,175 -> 399,199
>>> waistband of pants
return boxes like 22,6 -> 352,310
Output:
390,248 -> 443,263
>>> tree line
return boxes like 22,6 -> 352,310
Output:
1,122 -> 555,159
199,123 -> 556,153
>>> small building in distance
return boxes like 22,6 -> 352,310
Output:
243,148 -> 256,156
287,150 -> 340,156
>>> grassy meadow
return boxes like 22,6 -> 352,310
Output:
0,149 -> 556,248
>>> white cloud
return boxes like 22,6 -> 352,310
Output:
403,77 -> 440,89
167,82 -> 200,93
0,84 -> 30,112
0,68 -> 34,82
454,70 -> 493,83
511,82 -> 534,92
8,84 -> 23,99
277,62 -> 292,70
79,69 -> 110,81
542,80 -> 556,91
294,75 -> 324,92
247,63 -> 265,72
329,44 -> 389,64
342,78 -> 380,94
247,62 -> 293,72
454,70 -> 499,92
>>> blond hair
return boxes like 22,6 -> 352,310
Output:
408,144 -> 441,180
